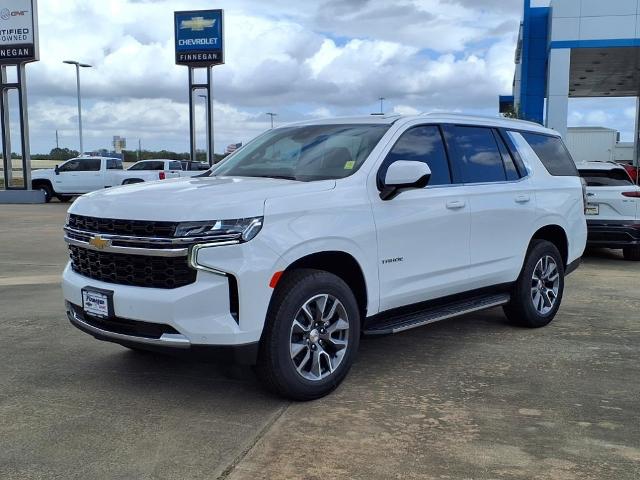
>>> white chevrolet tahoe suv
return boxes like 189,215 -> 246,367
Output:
62,114 -> 587,400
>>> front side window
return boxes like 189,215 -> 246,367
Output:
448,126 -> 506,183
211,124 -> 390,181
579,168 -> 634,187
378,125 -> 451,187
521,133 -> 578,176
128,161 -> 149,171
58,159 -> 81,172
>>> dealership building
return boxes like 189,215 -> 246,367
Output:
503,0 -> 640,164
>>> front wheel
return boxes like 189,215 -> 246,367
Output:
504,240 -> 565,328
57,195 -> 73,203
35,183 -> 53,203
623,246 -> 640,261
256,269 -> 360,401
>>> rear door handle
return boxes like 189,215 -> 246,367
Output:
515,194 -> 531,203
587,193 -> 595,197
446,200 -> 466,210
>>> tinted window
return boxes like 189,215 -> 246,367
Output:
169,161 -> 182,170
521,133 -> 578,176
129,161 -> 165,171
58,159 -> 81,172
578,168 -> 633,187
448,126 -> 506,183
107,159 -> 123,170
494,132 -> 520,180
378,126 -> 451,187
76,158 -> 101,172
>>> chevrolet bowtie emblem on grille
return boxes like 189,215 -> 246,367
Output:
180,17 -> 215,31
89,235 -> 111,250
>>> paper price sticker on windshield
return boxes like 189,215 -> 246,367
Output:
344,161 -> 355,170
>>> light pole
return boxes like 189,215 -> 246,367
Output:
63,60 -> 92,154
266,112 -> 277,129
198,94 -> 210,163
378,97 -> 385,114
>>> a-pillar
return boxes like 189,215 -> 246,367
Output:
545,48 -> 570,139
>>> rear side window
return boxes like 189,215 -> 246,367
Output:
378,125 -> 451,187
579,169 -> 633,187
77,158 -> 101,172
447,126 -> 506,183
169,161 -> 182,170
521,133 -> 578,176
107,159 -> 123,170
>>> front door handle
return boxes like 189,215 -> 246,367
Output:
515,194 -> 531,203
446,200 -> 466,210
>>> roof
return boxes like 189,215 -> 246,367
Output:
575,161 -> 626,171
286,113 -> 558,135
568,126 -> 618,132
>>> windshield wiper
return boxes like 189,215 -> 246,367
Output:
259,174 -> 300,181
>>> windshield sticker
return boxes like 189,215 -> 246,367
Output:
344,161 -> 355,170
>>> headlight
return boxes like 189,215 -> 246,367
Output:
175,217 -> 263,243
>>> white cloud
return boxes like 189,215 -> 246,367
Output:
6,0 -> 625,154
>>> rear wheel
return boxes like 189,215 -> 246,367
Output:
504,240 -> 565,328
256,269 -> 360,401
623,246 -> 640,261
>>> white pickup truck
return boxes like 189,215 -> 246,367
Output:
32,156 -> 124,203
121,159 -> 205,185
32,157 -> 207,202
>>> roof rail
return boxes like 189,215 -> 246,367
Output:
419,112 -> 543,127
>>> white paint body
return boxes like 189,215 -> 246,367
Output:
62,114 -> 587,349
31,157 -> 123,195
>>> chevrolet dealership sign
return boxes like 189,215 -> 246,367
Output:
0,0 -> 39,65
174,9 -> 224,66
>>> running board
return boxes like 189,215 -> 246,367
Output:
363,293 -> 510,335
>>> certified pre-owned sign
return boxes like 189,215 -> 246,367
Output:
0,0 -> 39,65
174,9 -> 224,66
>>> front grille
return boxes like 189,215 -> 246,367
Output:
69,303 -> 180,338
68,214 -> 179,238
69,245 -> 196,289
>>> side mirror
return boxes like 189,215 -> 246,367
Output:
380,161 -> 431,200
54,165 -> 60,175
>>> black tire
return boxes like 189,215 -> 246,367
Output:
57,195 -> 73,203
34,183 -> 53,203
256,269 -> 360,401
122,179 -> 144,185
503,240 -> 565,328
623,246 -> 640,261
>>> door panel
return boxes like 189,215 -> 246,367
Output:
373,187 -> 471,310
371,124 -> 471,311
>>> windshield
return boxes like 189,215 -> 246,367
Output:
211,124 -> 389,181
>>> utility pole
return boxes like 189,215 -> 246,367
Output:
55,130 -> 59,149
379,97 -> 385,114
138,139 -> 141,162
266,112 -> 277,129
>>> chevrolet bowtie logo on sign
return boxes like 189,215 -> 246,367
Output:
180,17 -> 215,32
174,9 -> 224,66
89,235 -> 111,250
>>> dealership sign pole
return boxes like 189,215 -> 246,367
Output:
174,9 -> 224,166
0,0 -> 39,195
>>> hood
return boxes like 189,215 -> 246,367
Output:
69,176 -> 336,221
31,168 -> 54,179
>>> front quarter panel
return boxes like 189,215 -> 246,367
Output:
263,180 -> 380,315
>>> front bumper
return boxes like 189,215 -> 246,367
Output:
586,220 -> 640,248
66,301 -> 259,363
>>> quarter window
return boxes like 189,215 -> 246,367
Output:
521,133 -> 578,177
379,126 -> 451,187
448,126 -> 506,183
